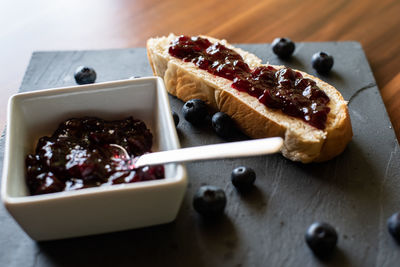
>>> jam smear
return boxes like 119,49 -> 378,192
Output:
26,117 -> 164,195
169,35 -> 330,129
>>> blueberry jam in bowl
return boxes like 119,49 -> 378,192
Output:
1,77 -> 187,241
26,116 -> 165,195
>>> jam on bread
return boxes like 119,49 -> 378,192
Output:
169,35 -> 330,130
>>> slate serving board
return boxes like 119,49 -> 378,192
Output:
1,42 -> 400,267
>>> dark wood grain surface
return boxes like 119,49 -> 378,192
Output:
1,0 -> 400,138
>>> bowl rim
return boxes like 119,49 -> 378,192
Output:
1,76 -> 187,204
7,76 -> 159,99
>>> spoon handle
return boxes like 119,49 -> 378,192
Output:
134,137 -> 283,168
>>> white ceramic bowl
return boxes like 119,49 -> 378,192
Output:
1,77 -> 187,241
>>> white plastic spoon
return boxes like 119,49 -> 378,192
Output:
111,137 -> 283,169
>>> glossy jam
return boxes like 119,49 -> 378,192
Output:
25,117 -> 164,195
169,35 -> 330,129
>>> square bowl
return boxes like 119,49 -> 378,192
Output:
1,77 -> 187,241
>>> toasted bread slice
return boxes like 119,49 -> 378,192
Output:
147,34 -> 352,163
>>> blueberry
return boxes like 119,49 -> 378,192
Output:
74,66 -> 97,85
305,222 -> 338,258
388,212 -> 400,243
272,37 -> 295,59
211,112 -> 235,138
231,166 -> 256,191
172,111 -> 179,126
312,52 -> 334,74
193,185 -> 226,217
181,99 -> 208,125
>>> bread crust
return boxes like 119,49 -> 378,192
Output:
315,105 -> 352,162
147,34 -> 353,163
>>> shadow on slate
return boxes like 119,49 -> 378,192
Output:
1,43 -> 400,267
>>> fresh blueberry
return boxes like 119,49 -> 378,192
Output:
74,66 -> 97,85
387,212 -> 400,243
172,111 -> 180,127
231,166 -> 256,191
211,112 -> 235,138
193,185 -> 227,217
305,222 -> 338,258
181,99 -> 208,125
312,52 -> 334,74
272,37 -> 295,59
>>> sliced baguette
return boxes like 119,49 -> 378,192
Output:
147,34 -> 352,163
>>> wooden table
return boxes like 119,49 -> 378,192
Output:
1,0 -> 400,137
